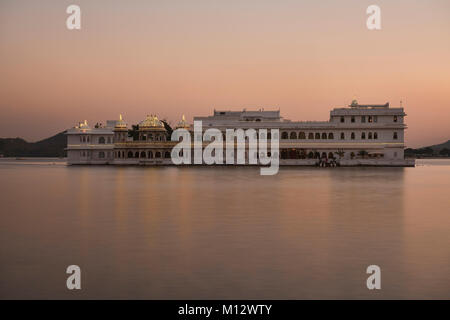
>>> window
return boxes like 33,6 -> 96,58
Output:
99,151 -> 105,159
340,132 -> 345,140
148,151 -> 153,158
322,133 -> 327,139
368,116 -> 373,123
308,133 -> 314,139
281,132 -> 288,139
394,116 -> 398,122
155,151 -> 161,158
368,132 -> 372,139
165,151 -> 171,158
374,132 -> 378,139
361,116 -> 366,123
140,151 -> 146,158
135,152 -> 139,158
340,116 -> 345,123
393,132 -> 398,140
328,133 -> 334,139
299,132 -> 306,139
315,133 -> 321,139
128,151 -> 133,158
351,132 -> 355,140
361,132 -> 366,139
351,116 -> 355,123
290,132 -> 297,139
98,136 -> 106,144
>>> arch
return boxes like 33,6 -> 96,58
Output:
281,149 -> 288,159
289,149 -> 298,159
140,151 -> 146,158
314,151 -> 320,159
328,152 -> 334,159
164,151 -> 171,158
321,152 -> 327,158
374,132 -> 378,139
135,151 -> 139,158
281,132 -> 288,139
361,132 -> 366,139
308,133 -> 314,139
321,132 -> 327,139
99,151 -> 105,159
315,133 -> 321,139
328,133 -> 334,139
351,132 -> 355,140
308,151 -> 314,159
148,151 -> 153,158
393,132 -> 398,139
299,132 -> 306,139
340,132 -> 345,140
98,136 -> 106,144
299,149 -> 307,159
155,151 -> 162,158
290,132 -> 297,139
127,151 -> 133,158
368,132 -> 372,139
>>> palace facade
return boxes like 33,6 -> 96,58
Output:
66,101 -> 415,166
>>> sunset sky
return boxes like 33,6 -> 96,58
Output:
1,0 -> 449,147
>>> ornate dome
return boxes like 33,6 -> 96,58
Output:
77,120 -> 90,129
115,114 -> 127,129
176,115 -> 189,129
139,115 -> 165,129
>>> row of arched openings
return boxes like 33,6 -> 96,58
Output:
281,132 -> 334,140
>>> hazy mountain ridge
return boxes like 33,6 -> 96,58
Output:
405,140 -> 450,157
0,131 -> 67,157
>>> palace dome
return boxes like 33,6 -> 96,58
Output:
139,115 -> 165,129
115,114 -> 127,129
77,120 -> 90,129
175,115 -> 190,129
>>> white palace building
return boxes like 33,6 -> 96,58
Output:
66,100 -> 415,167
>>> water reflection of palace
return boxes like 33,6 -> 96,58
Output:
66,100 -> 414,166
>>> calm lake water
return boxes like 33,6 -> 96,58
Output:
0,159 -> 449,299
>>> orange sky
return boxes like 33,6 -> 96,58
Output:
1,0 -> 449,147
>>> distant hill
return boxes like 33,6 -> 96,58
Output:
405,140 -> 450,157
427,140 -> 450,151
0,131 -> 67,157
